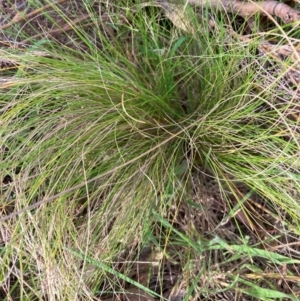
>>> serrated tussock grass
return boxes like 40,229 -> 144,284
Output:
0,3 -> 299,300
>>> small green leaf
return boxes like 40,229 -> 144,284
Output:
245,286 -> 298,301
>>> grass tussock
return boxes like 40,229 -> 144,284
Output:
0,1 -> 300,300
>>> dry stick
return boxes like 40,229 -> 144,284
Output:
188,0 -> 300,23
0,0 -> 70,30
20,12 -> 117,44
21,14 -> 94,44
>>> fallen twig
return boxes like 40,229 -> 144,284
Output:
20,14 -> 94,44
188,0 -> 300,23
0,0 -> 69,30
